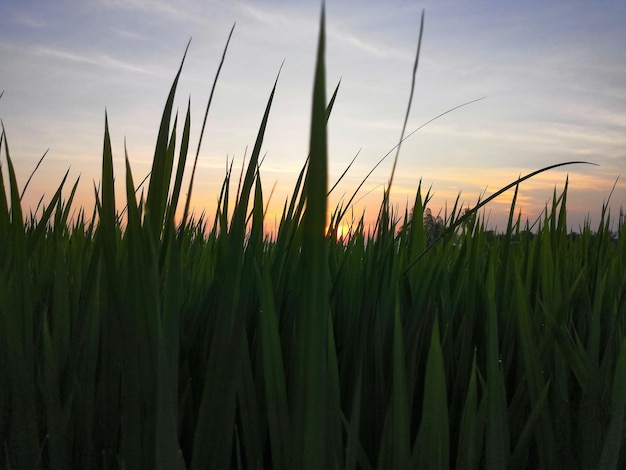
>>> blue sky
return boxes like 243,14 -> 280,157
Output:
1,0 -> 625,232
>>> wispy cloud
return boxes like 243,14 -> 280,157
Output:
103,55 -> 158,75
96,0 -> 216,26
35,46 -> 159,76
337,33 -> 386,58
10,11 -> 46,28
422,120 -> 625,157
330,30 -> 409,62
238,3 -> 316,36
35,46 -> 98,65
109,27 -> 147,41
98,0 -> 185,16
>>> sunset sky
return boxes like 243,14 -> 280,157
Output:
1,0 -> 625,233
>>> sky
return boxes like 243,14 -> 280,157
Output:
1,0 -> 625,234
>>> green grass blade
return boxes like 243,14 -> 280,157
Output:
249,172 -> 264,248
597,334 -> 626,469
28,169 -> 70,247
100,112 -> 116,230
284,79 -> 340,230
124,153 -> 141,231
229,66 -> 281,243
326,312 -> 344,468
190,337 -> 240,469
92,113 -> 123,463
40,245 -> 72,470
413,317 -> 449,470
344,352 -> 366,470
484,263 -> 510,470
146,39 -> 190,235
155,236 -> 186,470
237,331 -> 263,469
256,263 -> 292,469
508,381 -> 551,470
167,98 -> 191,229
0,130 -> 9,233
391,300 -> 410,468
328,148 -> 359,196
161,112 -> 178,213
455,354 -> 480,470
59,176 -> 80,229
294,5 -> 329,468
1,123 -> 23,229
19,148 -> 48,201
385,9 -> 423,195
183,24 -> 235,227
512,257 -> 555,466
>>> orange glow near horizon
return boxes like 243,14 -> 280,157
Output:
13,164 -> 624,236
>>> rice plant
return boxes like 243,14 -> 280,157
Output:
1,6 -> 625,470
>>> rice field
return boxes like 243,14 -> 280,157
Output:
1,8 -> 625,470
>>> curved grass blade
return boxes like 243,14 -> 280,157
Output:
182,24 -> 235,227
229,64 -> 282,242
328,148 -> 360,196
59,176 -> 80,229
20,148 -> 48,200
0,130 -> 9,232
1,123 -> 23,229
385,9 -> 424,195
336,95 -> 485,226
403,161 -> 599,273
